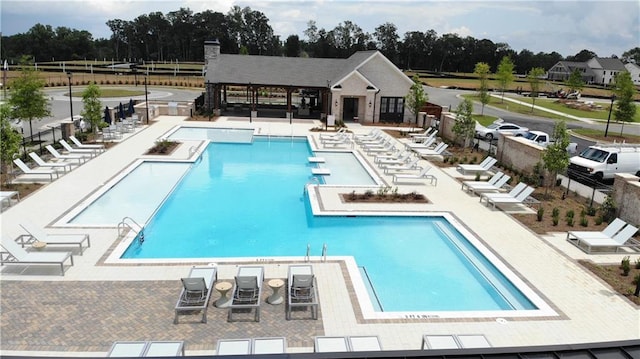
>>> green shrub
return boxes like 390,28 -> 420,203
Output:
552,207 -> 560,217
565,209 -> 575,220
552,215 -> 559,226
566,216 -> 574,227
621,256 -> 631,276
536,207 -> 544,222
579,215 -> 588,227
635,258 -> 640,269
595,215 -> 604,225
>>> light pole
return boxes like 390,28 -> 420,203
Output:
67,72 -> 73,121
144,73 -> 149,125
604,94 -> 615,137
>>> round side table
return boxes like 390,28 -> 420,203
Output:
32,241 -> 47,251
267,278 -> 285,305
214,281 -> 233,308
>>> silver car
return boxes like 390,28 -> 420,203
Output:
475,120 -> 529,141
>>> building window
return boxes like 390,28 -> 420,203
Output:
381,97 -> 404,114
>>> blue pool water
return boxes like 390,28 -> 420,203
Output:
118,137 -> 536,312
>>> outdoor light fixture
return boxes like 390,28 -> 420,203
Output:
67,72 -> 73,121
335,100 -> 338,107
144,72 -> 150,125
604,94 -> 616,137
368,100 -> 372,108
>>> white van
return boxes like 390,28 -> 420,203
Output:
568,144 -> 640,181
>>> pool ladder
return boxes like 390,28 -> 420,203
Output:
304,243 -> 327,262
118,217 -> 144,244
303,177 -> 320,194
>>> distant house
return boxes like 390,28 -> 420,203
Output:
547,61 -> 595,83
624,62 -> 640,85
203,40 -> 415,123
586,57 -> 626,85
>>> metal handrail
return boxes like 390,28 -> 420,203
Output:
118,216 -> 144,243
305,243 -> 310,262
321,243 -> 327,262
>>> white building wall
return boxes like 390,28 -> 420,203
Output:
625,63 -> 640,85
358,55 -> 414,123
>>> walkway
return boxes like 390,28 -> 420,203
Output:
1,117 -> 639,356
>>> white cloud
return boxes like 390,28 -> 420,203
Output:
2,0 -> 637,57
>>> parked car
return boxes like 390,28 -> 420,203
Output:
475,119 -> 529,141
568,144 -> 640,182
521,130 -> 578,154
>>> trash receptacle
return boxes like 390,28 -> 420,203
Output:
61,122 -> 74,139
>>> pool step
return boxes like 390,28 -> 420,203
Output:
312,168 -> 331,175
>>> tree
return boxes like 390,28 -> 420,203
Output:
526,67 -> 546,112
373,22 -> 399,63
612,71 -> 637,136
7,57 -> 51,138
621,47 -> 640,64
496,56 -> 515,103
81,83 -> 103,133
452,98 -> 476,148
284,35 -> 300,57
474,62 -> 491,115
541,120 -> 570,196
566,49 -> 597,62
565,69 -> 584,93
0,103 -> 23,185
404,75 -> 427,125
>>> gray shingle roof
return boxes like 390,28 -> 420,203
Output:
591,57 -> 626,71
208,51 -> 378,88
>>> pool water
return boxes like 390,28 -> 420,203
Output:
119,137 -> 536,312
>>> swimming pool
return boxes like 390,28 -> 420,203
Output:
101,135 -> 545,315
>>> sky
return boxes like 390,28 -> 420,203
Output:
1,0 -> 638,58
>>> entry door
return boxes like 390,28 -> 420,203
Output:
342,98 -> 359,121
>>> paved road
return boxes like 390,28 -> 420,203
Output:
424,86 -> 640,153
18,86 -> 203,135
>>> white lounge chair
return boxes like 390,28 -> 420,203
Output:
319,127 -> 346,140
1,236 -> 74,276
464,174 -> 511,195
409,127 -> 434,142
287,264 -> 318,320
405,133 -> 437,149
143,341 -> 185,357
59,139 -> 98,157
383,157 -> 422,174
69,135 -> 106,152
252,337 -> 287,354
377,152 -> 413,167
479,182 -> 527,203
392,166 -> 437,185
415,142 -> 448,157
0,191 -> 19,207
483,185 -> 535,209
18,222 -> 91,254
348,336 -> 382,351
566,218 -> 627,241
46,145 -> 88,165
12,158 -> 58,181
107,341 -> 148,357
422,334 -> 460,349
108,340 -> 185,357
228,266 -> 264,322
28,152 -> 73,173
461,171 -> 503,191
216,338 -> 252,355
457,156 -> 498,175
314,336 -> 349,353
174,265 -> 217,324
455,334 -> 491,348
568,223 -> 639,253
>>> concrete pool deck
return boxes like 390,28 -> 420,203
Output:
1,116 -> 638,356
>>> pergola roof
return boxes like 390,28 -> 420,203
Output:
207,51 -> 378,88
